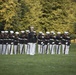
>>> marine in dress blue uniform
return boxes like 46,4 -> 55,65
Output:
55,32 -> 62,54
0,32 -> 2,54
40,33 -> 45,54
49,31 -> 56,54
14,32 -> 19,54
9,31 -> 14,55
44,32 -> 50,54
0,31 -> 5,54
62,32 -> 71,54
37,31 -> 43,54
4,31 -> 9,55
25,30 -> 29,54
19,31 -> 25,54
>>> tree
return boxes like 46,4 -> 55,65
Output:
0,0 -> 17,31
40,0 -> 76,33
0,0 -> 76,34
22,0 -> 43,32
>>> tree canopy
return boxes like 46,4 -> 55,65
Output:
0,0 -> 76,33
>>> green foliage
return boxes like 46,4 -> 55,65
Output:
0,0 -> 76,33
70,34 -> 76,39
0,0 -> 17,30
40,0 -> 76,33
73,23 -> 76,34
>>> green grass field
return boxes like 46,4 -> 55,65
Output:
0,43 -> 76,75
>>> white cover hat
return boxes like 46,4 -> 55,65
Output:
64,31 -> 68,34
57,32 -> 61,34
15,32 -> 19,34
1,31 -> 4,33
5,31 -> 8,33
26,30 -> 30,33
30,26 -> 34,29
21,31 -> 25,33
46,31 -> 50,34
51,31 -> 55,34
10,31 -> 14,34
51,31 -> 54,33
39,31 -> 42,34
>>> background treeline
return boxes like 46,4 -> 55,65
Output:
0,0 -> 76,38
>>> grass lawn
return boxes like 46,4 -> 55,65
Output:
0,43 -> 76,75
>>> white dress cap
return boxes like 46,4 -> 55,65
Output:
46,31 -> 50,34
1,31 -> 4,33
64,31 -> 68,34
15,32 -> 19,34
51,31 -> 54,34
26,30 -> 30,33
51,31 -> 55,34
10,31 -> 14,34
21,31 -> 25,33
31,26 -> 34,29
5,31 -> 8,33
57,32 -> 61,34
39,31 -> 42,34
